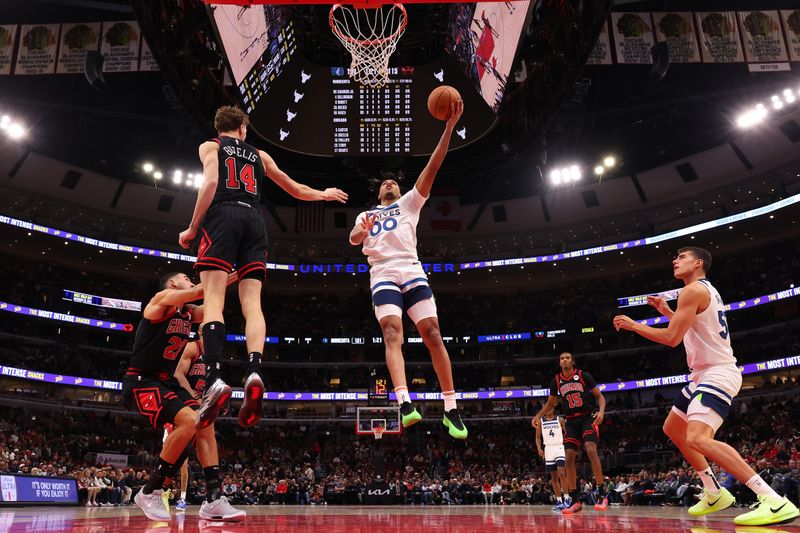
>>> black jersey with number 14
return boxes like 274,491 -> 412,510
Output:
211,135 -> 266,208
549,369 -> 598,419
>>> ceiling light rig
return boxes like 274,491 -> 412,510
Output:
0,114 -> 28,141
140,161 -> 201,192
736,87 -> 800,129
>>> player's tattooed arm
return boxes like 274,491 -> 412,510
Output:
259,150 -> 348,203
415,100 -> 464,198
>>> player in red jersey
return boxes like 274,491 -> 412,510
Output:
532,352 -> 607,514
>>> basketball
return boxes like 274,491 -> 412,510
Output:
428,85 -> 461,121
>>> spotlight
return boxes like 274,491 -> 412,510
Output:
6,123 -> 26,140
142,162 -> 154,173
0,115 -> 9,129
736,107 -> 768,129
172,170 -> 183,184
569,165 -> 581,181
594,165 -> 605,176
603,156 -> 616,168
153,171 -> 163,180
549,169 -> 562,185
772,100 -> 784,110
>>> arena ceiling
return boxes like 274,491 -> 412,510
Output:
1,0 -> 800,207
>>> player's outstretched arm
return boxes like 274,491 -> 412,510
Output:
415,100 -> 464,198
180,142 -> 220,249
531,395 -> 559,428
647,295 -> 675,319
259,150 -> 348,203
349,212 -> 377,246
613,283 -> 707,347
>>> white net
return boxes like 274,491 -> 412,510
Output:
329,3 -> 407,88
372,426 -> 385,440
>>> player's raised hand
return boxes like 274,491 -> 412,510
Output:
613,315 -> 637,332
360,212 -> 377,234
178,226 -> 196,249
446,99 -> 464,129
647,295 -> 672,316
322,187 -> 348,203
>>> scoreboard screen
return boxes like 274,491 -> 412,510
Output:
369,377 -> 389,405
247,55 -> 497,157
206,4 -> 515,157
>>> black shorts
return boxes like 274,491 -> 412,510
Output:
564,414 -> 599,451
122,375 -> 199,429
195,202 -> 268,281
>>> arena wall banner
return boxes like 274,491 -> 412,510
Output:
15,24 -> 60,75
100,21 -> 140,73
1,355 -> 799,401
738,10 -> 790,72
0,25 -> 16,75
695,12 -> 745,63
0,475 -> 78,505
780,10 -> 800,62
611,12 -> 655,64
586,19 -> 612,65
56,22 -> 101,74
653,12 -> 701,63
2,192 -> 799,274
139,37 -> 159,72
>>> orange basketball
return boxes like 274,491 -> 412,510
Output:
427,85 -> 461,121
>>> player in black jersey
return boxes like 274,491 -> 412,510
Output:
532,352 -> 607,514
123,271 -> 243,522
169,339 -> 207,512
179,106 -> 348,430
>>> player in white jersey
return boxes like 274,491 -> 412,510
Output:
614,247 -> 798,526
349,100 -> 467,440
534,413 -> 569,510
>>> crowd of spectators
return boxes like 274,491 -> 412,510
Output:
1,389 -> 799,508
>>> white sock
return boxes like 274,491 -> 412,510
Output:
556,496 -> 562,503
746,474 -> 781,499
395,386 -> 410,405
698,467 -> 721,496
180,491 -> 186,500
442,390 -> 457,412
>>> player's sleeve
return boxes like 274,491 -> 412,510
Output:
549,377 -> 559,398
583,371 -> 598,390
399,186 -> 428,213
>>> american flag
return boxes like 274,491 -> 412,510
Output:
295,201 -> 325,233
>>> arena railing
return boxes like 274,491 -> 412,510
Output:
2,282 -> 798,338
0,354 -> 797,400
1,192 -> 798,274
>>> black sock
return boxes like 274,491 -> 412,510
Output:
246,352 -> 262,376
204,466 -> 222,503
143,458 -> 179,494
201,322 -> 225,382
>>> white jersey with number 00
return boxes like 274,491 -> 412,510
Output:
683,279 -> 737,371
355,187 -> 427,267
541,417 -> 563,446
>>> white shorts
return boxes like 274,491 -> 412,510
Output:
544,444 -> 566,471
370,259 -> 436,324
671,363 -> 742,432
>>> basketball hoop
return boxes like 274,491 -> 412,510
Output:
372,425 -> 385,440
329,3 -> 407,88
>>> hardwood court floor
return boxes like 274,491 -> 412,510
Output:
2,504 -> 799,532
